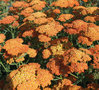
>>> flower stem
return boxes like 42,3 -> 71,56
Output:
69,73 -> 78,79
0,61 -> 9,72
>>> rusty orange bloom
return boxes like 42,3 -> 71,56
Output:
29,0 -> 46,9
27,48 -> 37,58
12,1 -> 29,8
58,14 -> 74,22
53,79 -> 73,89
70,62 -> 88,73
82,0 -> 88,2
36,20 -> 63,36
0,16 -> 15,24
53,9 -> 61,14
20,7 -> 34,17
22,30 -> 34,37
63,48 -> 91,64
78,36 -> 92,46
38,34 -> 51,42
0,34 -> 6,43
84,15 -> 99,22
51,0 -> 79,8
29,0 -> 46,10
36,68 -> 53,88
66,85 -> 83,90
3,38 -> 29,56
42,49 -> 51,59
3,63 -> 53,90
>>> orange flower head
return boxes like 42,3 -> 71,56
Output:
36,20 -> 63,36
38,34 -> 51,42
66,85 -> 83,90
86,7 -> 98,15
84,15 -> 97,22
30,0 -> 46,10
36,68 -> 53,88
78,36 -> 92,46
12,1 -> 29,8
0,34 -> 6,43
22,30 -> 34,37
50,43 -> 65,56
53,9 -> 61,14
42,49 -> 51,59
3,63 -> 40,90
63,48 -> 91,64
46,58 -> 62,75
27,48 -> 37,58
82,0 -> 88,2
51,0 -> 79,8
58,14 -> 74,22
83,23 -> 99,41
0,16 -> 15,24
3,38 -> 29,56
20,7 -> 34,17
73,6 -> 87,15
70,62 -> 88,73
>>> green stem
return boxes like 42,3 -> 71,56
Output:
69,73 -> 78,79
0,61 -> 9,72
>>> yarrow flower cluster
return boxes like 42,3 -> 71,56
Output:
0,0 -> 99,89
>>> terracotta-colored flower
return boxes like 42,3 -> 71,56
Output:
65,28 -> 78,34
27,48 -> 37,58
59,79 -> 73,86
36,68 -> 53,88
46,57 -> 71,76
43,87 -> 51,90
84,15 -> 98,22
73,6 -> 87,15
3,63 -> 53,90
53,9 -> 61,14
22,30 -> 34,37
23,12 -> 47,25
46,57 -> 62,75
53,79 -> 73,90
58,14 -> 74,22
42,49 -> 51,59
29,0 -> 46,10
63,48 -> 91,65
0,34 -> 6,43
89,45 -> 99,69
66,85 -> 83,90
51,0 -> 79,8
36,20 -> 63,36
78,36 -> 92,46
12,1 -> 29,8
64,20 -> 88,34
38,34 -> 51,42
70,62 -> 88,73
86,7 -> 98,15
0,16 -> 15,24
82,23 -> 99,41
82,0 -> 88,2
3,38 -> 29,56
50,43 -> 65,56
73,6 -> 99,15
20,7 -> 34,17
